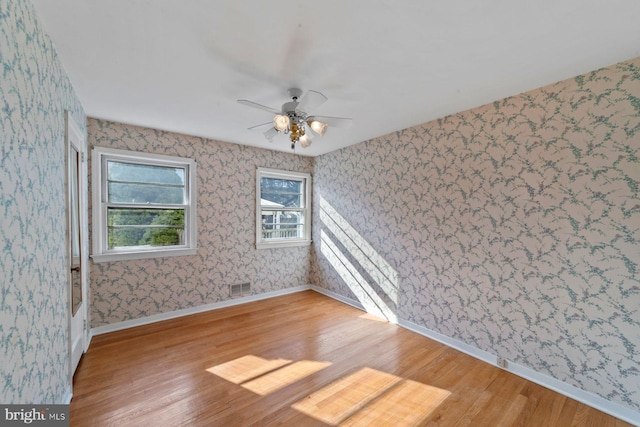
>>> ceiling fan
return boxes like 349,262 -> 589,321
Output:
238,88 -> 352,150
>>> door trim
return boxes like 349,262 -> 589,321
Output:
65,111 -> 88,390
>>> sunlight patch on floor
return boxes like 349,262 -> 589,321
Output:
207,355 -> 331,396
292,367 -> 451,426
358,313 -> 389,322
341,378 -> 450,426
206,355 -> 291,384
243,360 -> 332,395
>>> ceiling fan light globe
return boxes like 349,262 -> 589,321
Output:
300,134 -> 312,148
273,114 -> 290,131
308,120 -> 328,136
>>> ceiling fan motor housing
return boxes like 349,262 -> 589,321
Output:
287,87 -> 303,100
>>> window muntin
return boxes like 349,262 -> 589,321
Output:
257,168 -> 311,248
92,147 -> 197,261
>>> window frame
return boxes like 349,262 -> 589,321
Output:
256,167 -> 311,249
91,146 -> 197,262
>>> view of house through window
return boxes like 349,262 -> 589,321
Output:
257,168 -> 311,248
92,147 -> 197,261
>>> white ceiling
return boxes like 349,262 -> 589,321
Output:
32,1 -> 640,157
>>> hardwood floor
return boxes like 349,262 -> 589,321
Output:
71,291 -> 634,426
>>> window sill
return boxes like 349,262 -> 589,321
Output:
91,247 -> 197,263
256,239 -> 311,250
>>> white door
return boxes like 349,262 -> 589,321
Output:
66,112 -> 88,376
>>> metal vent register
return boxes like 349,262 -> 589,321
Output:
229,282 -> 251,298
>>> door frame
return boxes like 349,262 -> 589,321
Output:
65,111 -> 89,387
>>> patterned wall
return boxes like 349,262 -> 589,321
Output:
0,0 -> 86,403
87,119 -> 313,327
310,58 -> 640,411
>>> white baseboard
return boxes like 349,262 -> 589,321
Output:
309,285 -> 365,311
398,319 -> 639,426
62,387 -> 72,405
310,287 -> 640,426
91,285 -> 311,336
84,331 -> 92,352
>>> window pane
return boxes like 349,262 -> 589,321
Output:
256,168 -> 310,248
260,177 -> 303,208
108,182 -> 184,204
107,161 -> 185,185
107,208 -> 185,249
261,210 -> 303,240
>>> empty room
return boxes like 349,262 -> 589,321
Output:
1,0 -> 639,426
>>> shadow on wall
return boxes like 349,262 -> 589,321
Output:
318,195 -> 399,322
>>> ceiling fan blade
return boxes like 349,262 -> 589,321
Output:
237,99 -> 281,115
263,127 -> 278,142
307,115 -> 353,129
296,90 -> 327,114
248,122 -> 274,131
247,122 -> 278,142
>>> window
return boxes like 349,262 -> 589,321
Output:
91,147 -> 197,262
256,168 -> 311,249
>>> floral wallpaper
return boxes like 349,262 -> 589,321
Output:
0,0 -> 86,403
87,119 -> 313,327
3,0 -> 636,417
310,58 -> 640,412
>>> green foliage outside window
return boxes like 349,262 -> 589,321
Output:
143,209 -> 184,246
107,161 -> 186,249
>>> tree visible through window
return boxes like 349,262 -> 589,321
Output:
106,161 -> 185,248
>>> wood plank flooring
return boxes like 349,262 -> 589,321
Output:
70,291 -> 634,426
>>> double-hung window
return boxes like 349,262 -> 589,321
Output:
92,147 -> 197,262
256,168 -> 311,249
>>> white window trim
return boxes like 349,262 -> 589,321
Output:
91,146 -> 197,262
256,167 -> 311,249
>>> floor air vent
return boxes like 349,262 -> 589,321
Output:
230,282 -> 251,298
